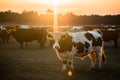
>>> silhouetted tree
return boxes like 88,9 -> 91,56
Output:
0,10 -> 120,25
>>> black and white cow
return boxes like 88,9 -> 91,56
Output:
47,29 -> 106,71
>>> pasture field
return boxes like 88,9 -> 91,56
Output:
0,37 -> 120,80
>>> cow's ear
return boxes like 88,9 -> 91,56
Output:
47,34 -> 54,40
61,34 -> 68,40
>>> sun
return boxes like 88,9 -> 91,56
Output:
53,0 -> 59,5
29,0 -> 60,5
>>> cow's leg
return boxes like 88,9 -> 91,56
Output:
39,41 -> 44,49
7,38 -> 9,43
2,38 -> 5,43
6,37 -> 10,43
101,46 -> 106,63
62,61 -> 67,71
25,42 -> 28,48
98,54 -> 102,68
69,59 -> 74,71
39,43 -> 44,49
20,42 -> 23,49
114,40 -> 118,48
94,47 -> 102,70
89,52 -> 97,70
96,51 -> 102,69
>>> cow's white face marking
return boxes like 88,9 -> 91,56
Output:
52,32 -> 62,49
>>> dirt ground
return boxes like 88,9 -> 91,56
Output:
0,37 -> 120,80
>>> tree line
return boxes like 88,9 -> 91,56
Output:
0,10 -> 120,25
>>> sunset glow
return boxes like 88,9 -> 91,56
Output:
28,0 -> 60,5
53,0 -> 58,32
0,0 -> 120,15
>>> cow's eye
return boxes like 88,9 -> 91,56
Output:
47,34 -> 53,40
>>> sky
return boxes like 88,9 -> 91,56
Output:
0,0 -> 120,15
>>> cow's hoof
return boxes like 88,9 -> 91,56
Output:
70,67 -> 74,71
89,67 -> 95,71
61,68 -> 66,72
95,68 -> 103,72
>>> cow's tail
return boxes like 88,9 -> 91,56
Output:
101,46 -> 106,63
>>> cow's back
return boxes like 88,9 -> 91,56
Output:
101,29 -> 119,42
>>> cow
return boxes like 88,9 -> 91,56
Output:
47,29 -> 106,71
0,26 -> 11,43
101,28 -> 120,48
78,25 -> 120,48
10,27 -> 47,49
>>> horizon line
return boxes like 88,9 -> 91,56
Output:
0,10 -> 120,16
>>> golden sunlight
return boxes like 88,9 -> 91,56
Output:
53,0 -> 58,32
30,0 -> 60,32
28,0 -> 60,5
53,0 -> 59,5
0,0 -> 120,15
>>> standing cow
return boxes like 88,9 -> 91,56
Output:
10,27 -> 47,49
0,26 -> 11,43
47,29 -> 106,71
101,28 -> 120,48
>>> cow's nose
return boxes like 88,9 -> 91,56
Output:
54,46 -> 60,49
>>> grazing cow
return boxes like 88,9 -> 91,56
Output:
10,27 -> 47,49
0,26 -> 11,43
47,29 -> 106,71
101,28 -> 120,48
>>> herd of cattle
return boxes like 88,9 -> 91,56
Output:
0,25 -> 47,48
0,25 -> 120,48
70,25 -> 120,48
0,25 -> 120,71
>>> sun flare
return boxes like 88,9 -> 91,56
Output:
53,0 -> 59,5
29,0 -> 60,5
68,70 -> 72,76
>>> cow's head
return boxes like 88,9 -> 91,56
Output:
6,27 -> 17,34
47,31 -> 68,50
